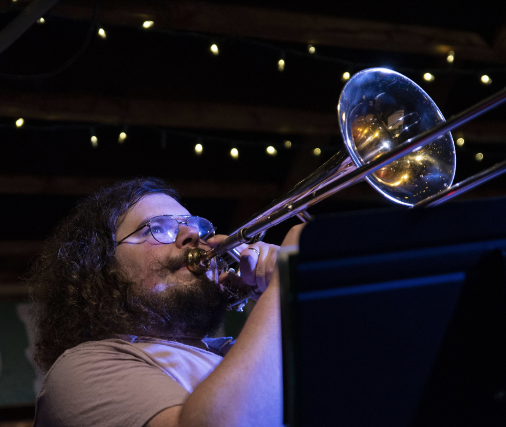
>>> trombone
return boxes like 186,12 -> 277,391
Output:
185,68 -> 506,309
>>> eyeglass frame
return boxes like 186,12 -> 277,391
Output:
115,215 -> 216,245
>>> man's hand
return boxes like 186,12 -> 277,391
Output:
206,235 -> 279,296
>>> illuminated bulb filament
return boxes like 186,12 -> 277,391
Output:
210,44 -> 219,55
423,73 -> 435,82
278,59 -> 285,72
481,75 -> 492,85
447,50 -> 455,63
308,44 -> 315,54
342,72 -> 351,81
475,153 -> 484,161
266,146 -> 277,156
284,140 -> 292,149
230,148 -> 239,158
456,137 -> 465,146
143,21 -> 154,28
15,118 -> 24,127
98,28 -> 106,39
91,136 -> 98,147
313,148 -> 321,156
118,132 -> 127,143
195,143 -> 203,154
37,17 -> 45,24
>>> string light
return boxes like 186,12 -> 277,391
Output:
118,131 -> 127,143
481,75 -> 492,85
266,146 -> 277,156
423,73 -> 435,82
7,121 -> 491,165
27,19 -> 505,84
98,28 -> 107,39
36,17 -> 45,24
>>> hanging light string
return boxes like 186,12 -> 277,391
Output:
1,119 -> 497,163
0,6 -> 504,84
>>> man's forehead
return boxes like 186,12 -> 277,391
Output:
120,193 -> 190,229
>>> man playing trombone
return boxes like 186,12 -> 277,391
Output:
30,177 -> 303,427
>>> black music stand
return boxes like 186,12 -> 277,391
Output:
279,197 -> 506,427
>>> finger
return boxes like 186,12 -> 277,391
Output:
206,234 -> 229,247
281,224 -> 307,247
239,246 -> 259,286
255,245 -> 277,292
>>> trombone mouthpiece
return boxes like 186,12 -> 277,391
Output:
186,247 -> 211,274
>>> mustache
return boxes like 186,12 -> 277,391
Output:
153,247 -> 218,276
156,247 -> 193,272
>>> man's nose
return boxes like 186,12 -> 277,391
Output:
175,225 -> 200,248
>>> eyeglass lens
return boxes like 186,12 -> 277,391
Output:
149,216 -> 215,244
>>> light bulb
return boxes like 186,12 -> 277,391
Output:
98,28 -> 106,39
308,44 -> 315,54
284,140 -> 292,149
475,153 -> 484,161
118,132 -> 127,143
15,118 -> 24,127
278,59 -> 285,72
481,75 -> 492,85
91,136 -> 98,147
266,146 -> 277,156
37,17 -> 45,24
342,72 -> 351,82
143,21 -> 154,28
423,73 -> 435,82
456,138 -> 465,146
447,50 -> 455,63
210,44 -> 219,55
195,143 -> 203,154
313,148 -> 321,156
230,148 -> 239,158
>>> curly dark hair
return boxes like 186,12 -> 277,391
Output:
28,177 -> 179,372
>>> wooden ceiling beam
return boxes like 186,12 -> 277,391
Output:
0,88 -> 339,135
0,175 -> 280,199
2,87 -> 506,141
2,0 -> 502,63
55,1 -> 505,63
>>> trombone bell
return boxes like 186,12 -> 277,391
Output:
339,68 -> 456,206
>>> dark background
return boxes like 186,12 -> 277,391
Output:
1,0 -> 506,422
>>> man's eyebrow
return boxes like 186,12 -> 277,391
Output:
134,216 -> 152,231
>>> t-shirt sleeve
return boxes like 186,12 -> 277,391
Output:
34,341 -> 189,427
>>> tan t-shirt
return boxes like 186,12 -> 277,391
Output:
34,336 -> 231,427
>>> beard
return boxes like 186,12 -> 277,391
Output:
125,248 -> 231,339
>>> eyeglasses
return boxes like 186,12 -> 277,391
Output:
116,215 -> 216,245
